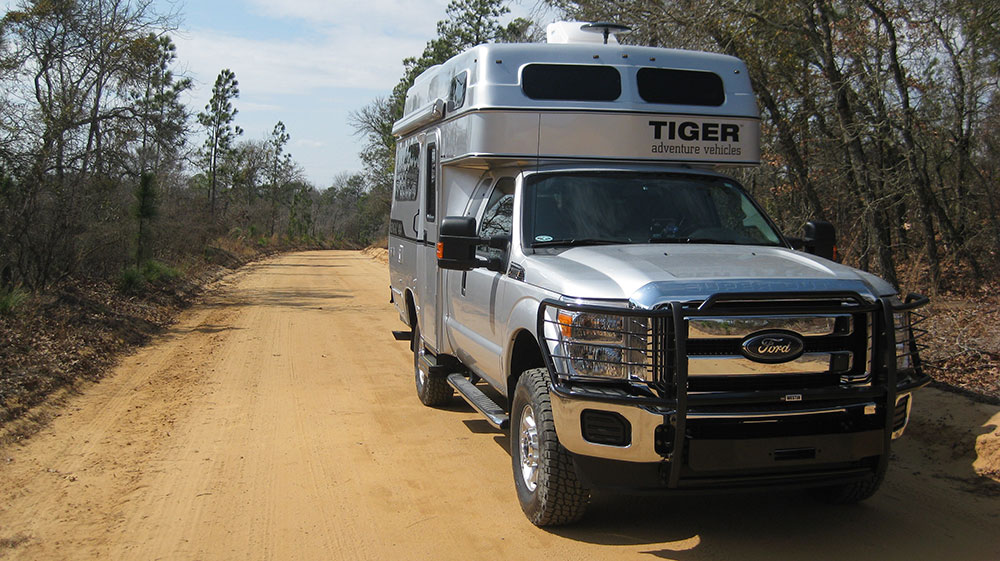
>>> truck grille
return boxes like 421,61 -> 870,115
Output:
648,298 -> 874,394
540,292 -> 895,396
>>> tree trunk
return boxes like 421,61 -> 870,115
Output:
808,0 -> 898,286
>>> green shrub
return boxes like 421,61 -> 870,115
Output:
140,260 -> 179,284
0,286 -> 28,316
118,267 -> 146,294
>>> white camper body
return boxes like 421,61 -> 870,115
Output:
389,41 -> 762,355
388,26 -> 928,527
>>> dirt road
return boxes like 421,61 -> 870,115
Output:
1,251 -> 997,560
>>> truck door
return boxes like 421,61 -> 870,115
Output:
445,176 -> 514,387
416,133 -> 441,351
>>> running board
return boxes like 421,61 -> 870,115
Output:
392,330 -> 413,341
447,373 -> 509,430
419,353 -> 452,376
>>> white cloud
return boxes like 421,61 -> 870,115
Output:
169,0 -> 559,185
238,101 -> 284,112
175,29 -> 421,100
246,0 -> 448,33
295,138 -> 327,148
173,0 -> 556,107
245,0 -> 557,31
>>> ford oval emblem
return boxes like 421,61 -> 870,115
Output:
741,331 -> 805,364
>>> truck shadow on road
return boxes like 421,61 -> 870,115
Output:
546,486 -> 998,560
445,386 -> 998,560
448,400 -> 999,561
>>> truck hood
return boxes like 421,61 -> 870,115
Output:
521,244 -> 895,307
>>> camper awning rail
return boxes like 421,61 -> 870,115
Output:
392,99 -> 445,137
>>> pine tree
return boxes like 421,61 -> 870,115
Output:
197,69 -> 242,218
266,121 -> 294,236
134,172 -> 157,266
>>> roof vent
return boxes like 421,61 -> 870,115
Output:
546,21 -> 631,45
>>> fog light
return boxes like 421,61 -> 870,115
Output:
892,394 -> 912,439
580,410 -> 631,447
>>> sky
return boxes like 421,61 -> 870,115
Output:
157,0 -> 556,188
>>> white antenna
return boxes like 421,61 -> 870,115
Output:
546,21 -> 631,45
580,22 -> 632,45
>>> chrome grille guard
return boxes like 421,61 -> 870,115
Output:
538,290 -> 929,485
537,291 -> 930,414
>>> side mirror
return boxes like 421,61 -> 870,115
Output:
438,216 -> 481,271
803,220 -> 837,261
484,234 -> 511,273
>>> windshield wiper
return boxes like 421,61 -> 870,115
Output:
531,238 -> 621,248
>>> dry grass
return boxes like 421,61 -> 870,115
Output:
920,283 -> 1000,402
0,241 -> 284,436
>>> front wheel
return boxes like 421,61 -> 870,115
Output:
413,322 -> 452,406
811,458 -> 887,504
510,368 -> 590,526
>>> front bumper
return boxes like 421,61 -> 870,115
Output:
549,389 -> 666,463
539,290 -> 930,490
549,386 -> 907,463
549,382 -> 910,489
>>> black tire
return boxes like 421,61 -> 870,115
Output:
510,368 -> 590,526
413,322 -> 452,406
811,459 -> 887,504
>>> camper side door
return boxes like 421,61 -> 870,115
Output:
416,131 -> 441,351
389,137 -> 421,324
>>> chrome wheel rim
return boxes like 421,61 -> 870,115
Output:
518,404 -> 540,492
415,344 -> 427,389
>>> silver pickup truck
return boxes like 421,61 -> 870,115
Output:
388,22 -> 929,526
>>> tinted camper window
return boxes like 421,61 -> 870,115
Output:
425,143 -> 437,221
637,68 -> 725,106
448,72 -> 467,111
522,64 -> 621,101
394,142 -> 420,201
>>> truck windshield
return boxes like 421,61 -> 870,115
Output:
524,172 -> 783,248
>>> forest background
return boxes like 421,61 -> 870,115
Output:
1,0 -> 998,424
1,0 -> 998,297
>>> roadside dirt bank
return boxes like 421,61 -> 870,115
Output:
0,251 -> 997,560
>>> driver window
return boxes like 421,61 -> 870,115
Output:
477,177 -> 515,260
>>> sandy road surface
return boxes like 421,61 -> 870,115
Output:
1,250 -> 998,560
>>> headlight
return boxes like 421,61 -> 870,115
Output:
893,308 -> 914,372
887,295 -> 918,374
552,309 -> 649,381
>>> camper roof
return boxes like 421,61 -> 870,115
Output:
392,36 -> 762,168
395,42 -> 758,133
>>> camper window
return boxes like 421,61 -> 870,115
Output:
394,142 -> 420,202
522,64 -> 621,101
425,143 -> 437,221
637,68 -> 725,106
448,72 -> 467,111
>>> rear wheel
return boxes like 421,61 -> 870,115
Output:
510,368 -> 590,526
413,322 -> 452,406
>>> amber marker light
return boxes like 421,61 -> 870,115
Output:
436,242 -> 444,259
557,311 -> 574,338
